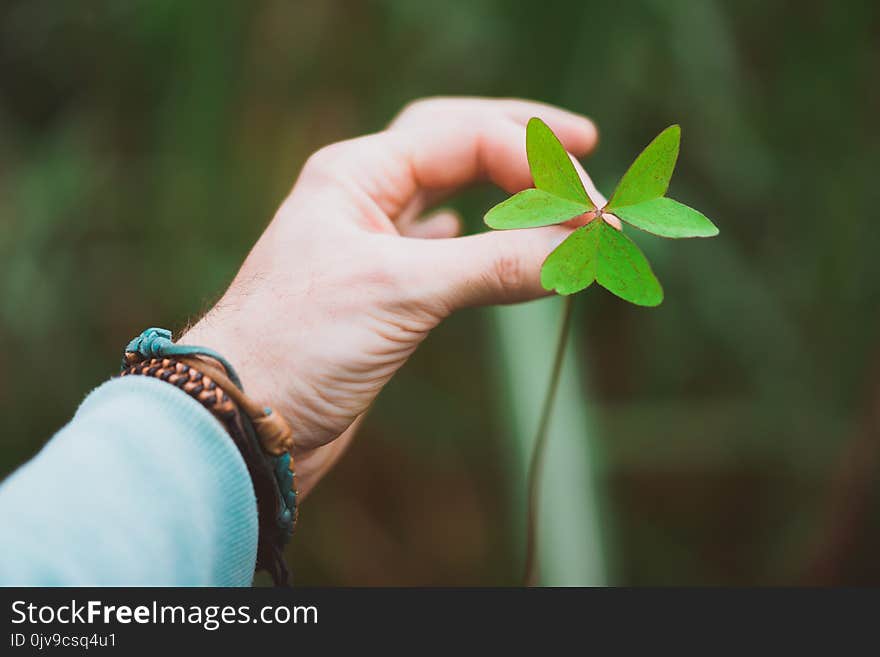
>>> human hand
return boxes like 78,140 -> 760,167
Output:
181,97 -> 599,496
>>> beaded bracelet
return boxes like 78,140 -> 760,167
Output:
119,328 -> 298,585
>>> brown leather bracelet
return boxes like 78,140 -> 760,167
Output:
173,354 -> 295,458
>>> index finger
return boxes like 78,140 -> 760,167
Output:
301,98 -> 599,219
390,97 -> 598,195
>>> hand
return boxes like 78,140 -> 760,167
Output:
180,97 -> 599,497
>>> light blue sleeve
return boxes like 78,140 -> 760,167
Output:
0,376 -> 258,586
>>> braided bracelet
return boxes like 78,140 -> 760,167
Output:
119,328 -> 298,586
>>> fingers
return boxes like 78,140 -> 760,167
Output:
400,209 -> 462,239
390,98 -> 598,194
393,117 -> 538,196
410,224 -> 572,310
496,98 -> 599,155
301,97 -> 598,219
392,96 -> 598,157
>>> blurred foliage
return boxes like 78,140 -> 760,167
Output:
1,0 -> 878,584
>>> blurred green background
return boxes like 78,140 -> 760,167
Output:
1,0 -> 878,585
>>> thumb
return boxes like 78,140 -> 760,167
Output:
412,225 -> 572,311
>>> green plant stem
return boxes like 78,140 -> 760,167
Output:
523,294 -> 575,586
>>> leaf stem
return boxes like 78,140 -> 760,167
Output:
523,294 -> 575,587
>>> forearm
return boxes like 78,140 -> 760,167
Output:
0,376 -> 258,586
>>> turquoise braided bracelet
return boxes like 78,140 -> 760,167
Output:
123,327 -> 244,388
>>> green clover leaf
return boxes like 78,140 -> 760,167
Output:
525,117 -> 595,207
485,189 -> 593,230
606,124 -> 680,209
541,220 -> 663,306
483,118 -> 718,306
484,118 -> 594,229
613,197 -> 718,239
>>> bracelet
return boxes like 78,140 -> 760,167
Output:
118,328 -> 298,586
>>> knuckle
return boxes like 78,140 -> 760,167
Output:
491,252 -> 526,293
392,96 -> 446,125
396,99 -> 424,120
302,142 -> 348,179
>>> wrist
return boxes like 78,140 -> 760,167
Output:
178,319 -> 336,499
177,319 -> 281,426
